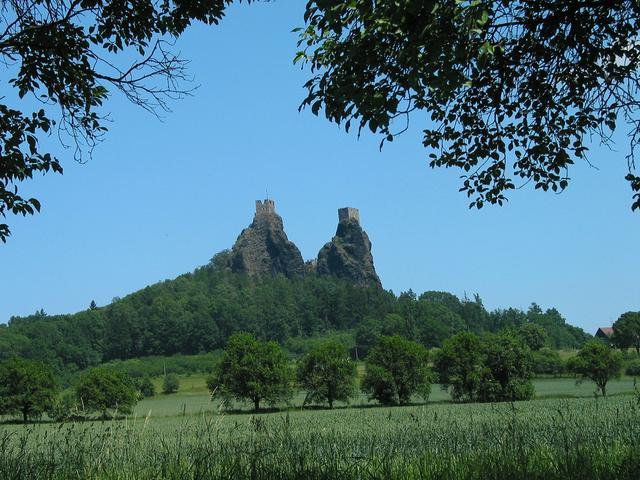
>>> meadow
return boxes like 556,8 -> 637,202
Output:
1,376 -> 639,479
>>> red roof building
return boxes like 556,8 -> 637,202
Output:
595,327 -> 614,339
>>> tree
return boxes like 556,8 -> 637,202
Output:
75,368 -> 138,417
139,377 -> 155,398
0,357 -> 57,422
435,332 -> 534,402
477,333 -> 534,402
296,341 -> 356,408
298,1 -> 640,210
0,0 -> 255,241
613,312 -> 640,355
569,341 -> 624,396
208,333 -> 293,411
517,323 -> 548,351
434,332 -> 484,402
361,335 -> 431,405
89,300 -> 98,310
162,374 -> 180,394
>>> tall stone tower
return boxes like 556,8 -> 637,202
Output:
229,199 -> 304,278
316,207 -> 381,287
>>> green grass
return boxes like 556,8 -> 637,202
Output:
2,395 -> 640,479
2,376 -> 639,479
131,375 -> 638,418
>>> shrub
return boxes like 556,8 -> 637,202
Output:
625,359 -> 640,376
139,377 -> 155,397
162,374 -> 180,394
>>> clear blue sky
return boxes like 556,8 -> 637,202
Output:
1,1 -> 638,335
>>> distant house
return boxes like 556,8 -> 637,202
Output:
595,327 -> 614,341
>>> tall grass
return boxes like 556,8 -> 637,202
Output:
1,397 -> 639,479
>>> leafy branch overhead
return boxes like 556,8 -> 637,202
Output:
0,0 -> 251,242
297,0 -> 640,209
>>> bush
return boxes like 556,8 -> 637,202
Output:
531,348 -> 565,376
75,369 -> 138,418
625,359 -> 640,376
139,377 -> 155,397
162,374 -> 180,394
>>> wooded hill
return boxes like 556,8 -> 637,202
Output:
0,251 -> 590,375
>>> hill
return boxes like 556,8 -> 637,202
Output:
0,250 -> 590,374
0,200 -> 591,373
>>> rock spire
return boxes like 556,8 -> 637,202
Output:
316,207 -> 381,287
229,199 -> 304,278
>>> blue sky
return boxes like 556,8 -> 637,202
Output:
1,1 -> 638,334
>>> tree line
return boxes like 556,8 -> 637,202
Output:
0,330 -> 627,422
0,252 -> 592,375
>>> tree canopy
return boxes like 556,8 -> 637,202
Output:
209,332 -> 293,411
298,0 -> 640,210
0,264 -> 590,375
0,0 -> 254,241
75,368 -> 138,417
296,340 -> 356,408
612,311 -> 640,355
362,335 -> 431,405
569,340 -> 623,396
0,357 -> 57,422
435,331 -> 534,402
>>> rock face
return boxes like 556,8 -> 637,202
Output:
230,200 -> 304,278
317,207 -> 381,287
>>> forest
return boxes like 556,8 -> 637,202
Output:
0,251 -> 590,375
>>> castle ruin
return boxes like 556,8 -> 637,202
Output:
255,199 -> 276,216
338,207 -> 360,223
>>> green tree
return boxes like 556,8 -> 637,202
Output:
477,333 -> 534,402
435,332 -> 534,402
517,323 -> 548,351
0,357 -> 57,422
613,312 -> 640,355
354,317 -> 381,360
570,341 -> 624,397
75,369 -> 138,418
531,348 -> 564,376
0,0 -> 257,241
298,1 -> 640,210
362,335 -> 431,405
296,341 -> 356,408
139,377 -> 155,398
434,332 -> 484,402
208,333 -> 293,411
162,374 -> 180,394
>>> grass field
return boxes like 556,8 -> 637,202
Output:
131,375 -> 639,418
1,376 -> 639,479
2,393 -> 640,479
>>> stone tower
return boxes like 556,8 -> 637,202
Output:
229,199 -> 304,278
316,207 -> 381,287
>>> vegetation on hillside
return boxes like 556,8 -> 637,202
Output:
0,252 -> 591,375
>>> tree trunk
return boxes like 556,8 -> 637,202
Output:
328,398 -> 333,409
600,384 -> 607,397
254,398 -> 260,411
22,409 -> 28,423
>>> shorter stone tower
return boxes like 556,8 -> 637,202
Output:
338,207 -> 360,223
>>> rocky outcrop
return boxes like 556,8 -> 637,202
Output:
317,207 -> 381,287
230,200 -> 304,278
